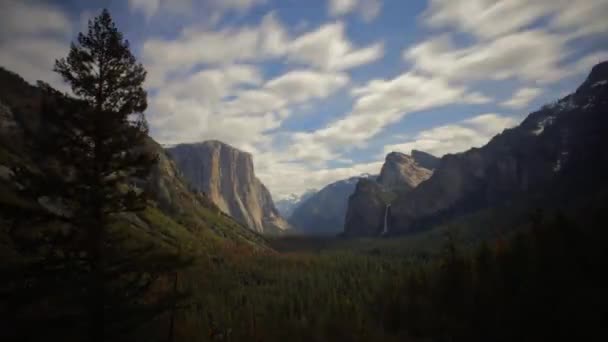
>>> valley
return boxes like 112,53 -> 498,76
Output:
1,3 -> 608,341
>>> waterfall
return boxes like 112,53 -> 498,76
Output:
381,204 -> 390,236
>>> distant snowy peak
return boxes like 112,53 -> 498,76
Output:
339,173 -> 376,186
275,189 -> 316,218
284,193 -> 301,202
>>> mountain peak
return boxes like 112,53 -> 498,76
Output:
579,60 -> 608,92
195,140 -> 251,155
385,151 -> 413,163
588,60 -> 608,81
378,151 -> 433,191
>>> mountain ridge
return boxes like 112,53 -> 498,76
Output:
385,61 -> 608,235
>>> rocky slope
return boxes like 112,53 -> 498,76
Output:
0,66 -> 266,250
377,152 -> 433,192
412,150 -> 440,170
289,175 -> 375,235
343,152 -> 433,237
167,141 -> 290,234
389,61 -> 608,234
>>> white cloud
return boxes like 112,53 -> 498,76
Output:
383,113 -> 518,157
551,1 -> 608,39
424,0 -> 552,39
501,87 -> 543,109
149,94 -> 281,149
161,64 -> 262,101
0,1 -> 71,91
414,0 -> 608,87
466,113 -> 518,134
147,64 -> 269,145
148,67 -> 348,148
128,0 -> 266,18
286,71 -> 491,162
328,0 -> 358,16
142,13 -> 288,87
569,51 -> 608,76
404,31 -> 568,84
328,0 -> 383,22
255,154 -> 383,199
423,0 -> 608,40
2,1 -> 71,36
129,0 -> 161,18
209,0 -> 267,12
142,16 -> 382,87
287,22 -> 384,71
218,69 -> 349,118
265,70 -> 349,103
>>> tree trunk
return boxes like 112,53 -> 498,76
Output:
89,214 -> 105,342
167,272 -> 178,342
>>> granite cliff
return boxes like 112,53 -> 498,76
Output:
377,152 -> 433,192
167,141 -> 290,234
344,152 -> 433,237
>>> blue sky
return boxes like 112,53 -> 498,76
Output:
1,0 -> 607,199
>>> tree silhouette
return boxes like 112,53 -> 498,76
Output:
2,9 -> 190,342
52,9 -> 155,341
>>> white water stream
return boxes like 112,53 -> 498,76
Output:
381,204 -> 390,236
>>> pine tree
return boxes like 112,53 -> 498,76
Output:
2,9 -> 190,342
52,10 -> 155,341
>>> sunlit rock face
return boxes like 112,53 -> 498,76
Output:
377,152 -> 432,191
167,141 -> 290,234
343,152 -> 433,237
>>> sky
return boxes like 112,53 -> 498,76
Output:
1,0 -> 607,200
